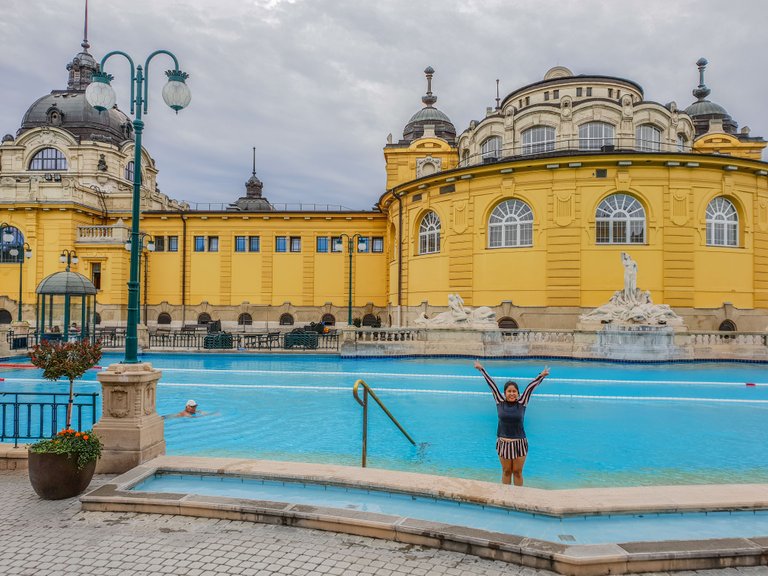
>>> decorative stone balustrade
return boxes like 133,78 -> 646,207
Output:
77,225 -> 129,244
355,328 -> 420,342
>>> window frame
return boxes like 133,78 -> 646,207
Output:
207,236 -> 219,252
249,236 -> 260,252
275,236 -> 287,253
193,236 -> 205,252
595,194 -> 646,244
480,136 -> 502,161
521,125 -> 556,155
372,237 -> 384,253
316,236 -> 329,253
168,236 -> 179,252
579,122 -> 615,151
29,147 -> 68,171
235,236 -> 247,252
488,199 -> 534,248
418,211 -> 441,255
635,124 -> 661,152
289,236 -> 301,253
706,197 -> 739,247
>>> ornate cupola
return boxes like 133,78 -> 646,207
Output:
401,67 -> 456,143
684,58 -> 738,137
227,148 -> 273,211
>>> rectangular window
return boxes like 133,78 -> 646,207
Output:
208,236 -> 219,252
576,87 -> 583,97
249,236 -> 260,252
290,236 -> 301,252
331,236 -> 343,252
586,87 -> 592,97
316,237 -> 329,253
194,236 -> 205,252
553,89 -> 559,99
235,236 -> 247,252
372,237 -> 384,253
608,88 -> 613,98
91,263 -> 102,290
524,96 -> 530,106
154,236 -> 165,252
357,237 -> 370,253
544,91 -> 549,101
168,236 -> 178,252
275,236 -> 287,253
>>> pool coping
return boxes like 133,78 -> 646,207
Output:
80,456 -> 768,575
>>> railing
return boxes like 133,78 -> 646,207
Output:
500,330 -> 575,343
0,392 -> 99,448
354,328 -> 419,342
457,138 -> 696,169
352,379 -> 415,467
689,332 -> 767,347
76,224 -> 129,244
180,202 -> 358,212
147,330 -> 340,351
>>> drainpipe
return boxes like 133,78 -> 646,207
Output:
393,190 -> 404,327
181,213 -> 187,325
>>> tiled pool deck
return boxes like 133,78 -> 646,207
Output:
76,456 -> 768,575
1,466 -> 767,576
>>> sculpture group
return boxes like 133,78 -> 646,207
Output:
414,294 -> 497,328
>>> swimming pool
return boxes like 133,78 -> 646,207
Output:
3,353 -> 767,488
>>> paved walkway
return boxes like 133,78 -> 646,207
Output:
1,470 -> 766,576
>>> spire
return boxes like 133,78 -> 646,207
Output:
692,57 -> 711,101
251,146 -> 257,178
66,0 -> 98,91
421,66 -> 437,107
495,78 -> 501,110
245,147 -> 264,198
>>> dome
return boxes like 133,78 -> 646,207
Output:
685,58 -> 737,137
36,271 -> 97,296
15,41 -> 135,145
402,67 -> 455,143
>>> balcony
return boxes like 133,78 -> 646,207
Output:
76,224 -> 129,245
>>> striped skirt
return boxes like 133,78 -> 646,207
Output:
496,437 -> 528,460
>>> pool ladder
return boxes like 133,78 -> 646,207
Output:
353,379 -> 415,467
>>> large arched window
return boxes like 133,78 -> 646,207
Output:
635,124 -> 661,152
596,194 -> 646,244
488,200 -> 534,248
29,148 -> 68,170
579,122 -> 615,151
706,197 -> 739,247
418,211 -> 441,254
521,126 -> 555,155
480,136 -> 501,162
0,225 -> 25,264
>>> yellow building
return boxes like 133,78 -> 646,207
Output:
1,42 -> 767,332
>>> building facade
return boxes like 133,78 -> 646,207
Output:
1,43 -> 767,332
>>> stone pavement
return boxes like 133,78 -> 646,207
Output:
1,470 -> 766,576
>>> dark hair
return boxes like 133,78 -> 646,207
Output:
503,381 -> 519,394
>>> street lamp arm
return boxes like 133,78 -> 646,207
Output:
99,51 -> 136,115
143,50 -> 181,114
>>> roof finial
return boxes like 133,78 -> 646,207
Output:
692,57 -> 711,101
495,79 -> 500,110
422,66 -> 437,107
82,0 -> 90,51
251,146 -> 257,177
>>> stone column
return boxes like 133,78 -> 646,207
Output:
94,362 -> 165,473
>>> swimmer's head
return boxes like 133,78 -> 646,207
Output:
503,381 -> 519,401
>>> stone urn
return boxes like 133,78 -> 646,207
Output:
27,452 -> 97,500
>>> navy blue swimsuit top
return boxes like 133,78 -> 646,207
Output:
479,367 -> 546,440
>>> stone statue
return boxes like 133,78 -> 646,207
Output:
580,253 -> 683,327
414,294 -> 497,328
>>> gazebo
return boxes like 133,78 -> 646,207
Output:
35,271 -> 97,342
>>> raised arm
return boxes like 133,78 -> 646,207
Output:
474,361 -> 504,404
518,367 -> 550,406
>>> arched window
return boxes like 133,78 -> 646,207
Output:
706,197 -> 739,247
157,312 -> 172,325
676,134 -> 687,152
279,313 -> 294,326
0,309 -> 12,324
480,136 -> 501,162
362,314 -> 378,327
498,317 -> 518,329
579,122 -> 615,151
0,225 -> 25,264
29,148 -> 68,170
321,313 -> 336,326
197,313 -> 212,325
596,194 -> 646,244
521,126 -> 555,155
125,161 -> 135,182
488,200 -> 534,248
237,313 -> 253,326
461,149 -> 470,166
93,312 -> 102,325
719,320 -> 736,332
418,211 -> 441,254
635,124 -> 661,152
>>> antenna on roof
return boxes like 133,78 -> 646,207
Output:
251,146 -> 257,177
82,0 -> 90,51
495,79 -> 500,110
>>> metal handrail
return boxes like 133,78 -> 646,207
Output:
352,379 -> 415,467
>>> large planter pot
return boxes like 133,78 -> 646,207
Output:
27,451 -> 97,500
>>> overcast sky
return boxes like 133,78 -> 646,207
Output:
2,0 -> 766,210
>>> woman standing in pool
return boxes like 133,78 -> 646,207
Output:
473,361 -> 549,486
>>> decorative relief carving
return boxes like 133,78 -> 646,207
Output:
416,156 -> 441,178
671,192 -> 688,225
621,95 -> 634,119
453,201 -> 467,234
560,96 -> 572,119
108,387 -> 130,418
143,384 -> 155,415
758,199 -> 768,232
555,193 -> 573,227
615,171 -> 631,189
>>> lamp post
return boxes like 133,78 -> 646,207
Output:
58,250 -> 79,340
124,233 -> 155,325
1,223 -> 32,321
86,50 -> 190,363
333,234 -> 367,326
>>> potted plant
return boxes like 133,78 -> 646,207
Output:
27,339 -> 103,499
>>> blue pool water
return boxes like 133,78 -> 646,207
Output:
133,472 -> 768,544
3,353 -> 768,488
